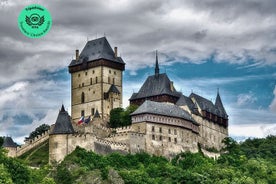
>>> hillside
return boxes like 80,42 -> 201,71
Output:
0,136 -> 275,184
19,141 -> 49,167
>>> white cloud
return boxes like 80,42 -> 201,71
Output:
237,92 -> 257,106
229,123 -> 276,138
269,85 -> 276,112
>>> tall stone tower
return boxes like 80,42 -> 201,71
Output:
68,37 -> 125,122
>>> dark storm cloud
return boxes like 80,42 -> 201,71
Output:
1,0 -> 276,142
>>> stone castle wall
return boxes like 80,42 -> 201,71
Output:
16,130 -> 50,157
193,115 -> 228,150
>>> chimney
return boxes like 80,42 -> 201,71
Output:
75,49 -> 79,60
114,47 -> 118,58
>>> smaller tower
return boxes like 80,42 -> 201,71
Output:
155,50 -> 159,76
2,137 -> 17,157
49,105 -> 75,163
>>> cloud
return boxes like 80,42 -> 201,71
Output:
237,92 -> 257,106
229,123 -> 276,138
269,85 -> 276,111
1,0 -> 276,79
1,0 -> 276,142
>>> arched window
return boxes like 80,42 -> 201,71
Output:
81,92 -> 85,103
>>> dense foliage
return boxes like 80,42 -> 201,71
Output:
29,124 -> 50,139
109,105 -> 138,128
0,135 -> 275,183
0,137 -> 3,147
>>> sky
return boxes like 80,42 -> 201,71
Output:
0,0 -> 275,144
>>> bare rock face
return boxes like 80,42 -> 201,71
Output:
75,170 -> 104,184
107,168 -> 124,184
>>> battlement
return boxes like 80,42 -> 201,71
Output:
114,126 -> 132,133
17,130 -> 50,157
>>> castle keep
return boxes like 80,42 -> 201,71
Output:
3,37 -> 228,162
68,37 -> 125,122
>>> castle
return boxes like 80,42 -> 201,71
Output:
3,37 -> 228,162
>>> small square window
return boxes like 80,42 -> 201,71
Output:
152,135 -> 155,140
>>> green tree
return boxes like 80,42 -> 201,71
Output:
0,164 -> 12,184
29,124 -> 50,139
121,105 -> 138,126
0,137 -> 3,147
109,108 -> 124,128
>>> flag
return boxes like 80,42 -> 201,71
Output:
78,116 -> 84,125
84,116 -> 91,124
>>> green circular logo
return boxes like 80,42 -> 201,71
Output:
18,4 -> 52,38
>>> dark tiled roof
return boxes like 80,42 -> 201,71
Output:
108,84 -> 120,94
69,37 -> 125,67
2,137 -> 17,148
129,73 -> 181,100
94,109 -> 100,118
51,105 -> 75,135
131,100 -> 196,123
176,95 -> 198,113
215,92 -> 228,118
190,93 -> 227,118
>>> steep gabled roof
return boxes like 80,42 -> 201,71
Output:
190,93 -> 227,118
215,92 -> 228,118
129,73 -> 181,100
51,105 -> 75,135
2,137 -> 17,148
108,84 -> 120,94
176,95 -> 198,114
69,37 -> 125,67
131,100 -> 196,124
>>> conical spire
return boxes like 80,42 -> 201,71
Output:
61,104 -> 65,112
94,109 -> 100,118
51,105 -> 74,135
215,90 -> 227,117
155,50 -> 159,76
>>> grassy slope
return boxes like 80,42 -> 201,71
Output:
19,141 -> 49,167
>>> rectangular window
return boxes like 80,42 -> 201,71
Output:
113,78 -> 115,84
152,135 -> 155,140
168,137 -> 171,142
81,110 -> 85,117
152,126 -> 155,132
91,108 -> 95,115
96,77 -> 98,83
174,138 -> 177,143
90,78 -> 92,85
174,129 -> 177,135
159,136 -> 162,141
159,127 -> 162,133
168,129 -> 171,134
